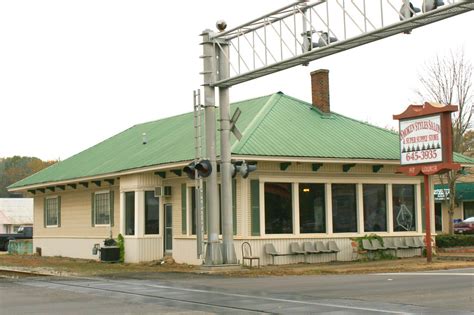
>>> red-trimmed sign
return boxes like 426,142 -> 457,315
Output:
399,115 -> 442,165
393,102 -> 460,176
394,102 -> 460,264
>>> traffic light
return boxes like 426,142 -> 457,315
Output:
400,2 -> 420,21
183,161 -> 197,180
183,160 -> 213,179
232,161 -> 257,179
195,160 -> 212,177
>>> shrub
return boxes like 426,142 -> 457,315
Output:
117,234 -> 125,263
352,234 -> 395,261
436,234 -> 474,248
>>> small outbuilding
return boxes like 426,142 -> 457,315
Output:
0,198 -> 33,234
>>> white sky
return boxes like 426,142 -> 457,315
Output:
0,1 -> 473,161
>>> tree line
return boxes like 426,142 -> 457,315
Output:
0,156 -> 56,198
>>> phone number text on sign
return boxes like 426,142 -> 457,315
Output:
404,149 -> 438,162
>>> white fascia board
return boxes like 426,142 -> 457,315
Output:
8,161 -> 190,192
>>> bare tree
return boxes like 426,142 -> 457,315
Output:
416,49 -> 473,234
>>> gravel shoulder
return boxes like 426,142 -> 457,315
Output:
2,254 -> 474,279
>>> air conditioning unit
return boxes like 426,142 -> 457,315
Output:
154,186 -> 172,197
154,186 -> 163,197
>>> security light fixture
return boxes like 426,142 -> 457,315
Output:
216,20 -> 227,32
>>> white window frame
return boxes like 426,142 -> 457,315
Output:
45,196 -> 59,228
260,180 -> 296,237
144,190 -> 160,236
94,190 -> 111,226
258,175 -> 421,238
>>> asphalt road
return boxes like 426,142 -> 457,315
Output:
0,268 -> 473,314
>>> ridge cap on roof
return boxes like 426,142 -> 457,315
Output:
231,93 -> 284,153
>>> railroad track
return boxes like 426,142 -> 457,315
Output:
17,277 -> 274,314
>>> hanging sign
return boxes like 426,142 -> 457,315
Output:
399,115 -> 442,165
393,102 -> 460,176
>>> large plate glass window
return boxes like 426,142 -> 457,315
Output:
265,182 -> 293,234
464,201 -> 474,220
145,191 -> 159,234
124,192 -> 135,235
332,184 -> 357,233
435,202 -> 442,231
392,184 -> 416,232
363,184 -> 387,232
299,183 -> 325,233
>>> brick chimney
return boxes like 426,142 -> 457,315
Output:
310,69 -> 330,113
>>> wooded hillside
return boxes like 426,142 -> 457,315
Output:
0,156 -> 56,197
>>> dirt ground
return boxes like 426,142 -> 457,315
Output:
1,254 -> 474,278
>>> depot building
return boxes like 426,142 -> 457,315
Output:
9,70 -> 474,265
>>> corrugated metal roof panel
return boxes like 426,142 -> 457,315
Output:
233,94 -> 400,159
9,93 -> 474,189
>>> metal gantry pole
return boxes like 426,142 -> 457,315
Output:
201,30 -> 223,265
218,40 -> 237,264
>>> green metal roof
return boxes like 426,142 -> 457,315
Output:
9,92 -> 474,189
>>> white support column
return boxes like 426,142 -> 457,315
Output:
136,190 -> 144,238
120,192 -> 125,236
326,183 -> 333,235
387,184 -> 393,233
357,183 -> 364,234
416,183 -> 423,233
293,182 -> 299,235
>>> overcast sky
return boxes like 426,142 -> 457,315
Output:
0,1 -> 473,161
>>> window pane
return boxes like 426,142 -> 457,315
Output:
464,201 -> 474,219
46,198 -> 58,226
265,183 -> 293,234
125,192 -> 135,235
435,203 -> 442,231
95,193 -> 110,225
299,183 -> 325,233
363,184 -> 387,232
332,184 -> 357,233
392,184 -> 416,231
145,191 -> 159,234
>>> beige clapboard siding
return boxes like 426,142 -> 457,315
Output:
120,172 -> 162,191
33,237 -> 106,260
34,186 -> 120,238
124,237 -> 163,263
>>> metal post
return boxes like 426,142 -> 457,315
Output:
218,40 -> 237,264
201,30 -> 223,265
424,174 -> 432,263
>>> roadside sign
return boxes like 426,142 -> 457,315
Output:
399,115 -> 442,165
